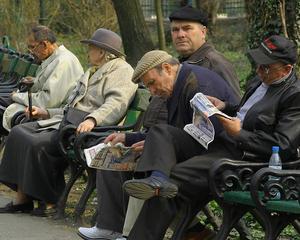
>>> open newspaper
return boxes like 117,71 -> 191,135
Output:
184,93 -> 232,149
84,142 -> 140,171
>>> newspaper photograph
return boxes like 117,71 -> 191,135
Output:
84,142 -> 140,171
184,93 -> 232,149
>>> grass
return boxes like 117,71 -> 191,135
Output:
197,201 -> 300,240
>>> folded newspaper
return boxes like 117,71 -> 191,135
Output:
84,142 -> 140,171
184,93 -> 232,149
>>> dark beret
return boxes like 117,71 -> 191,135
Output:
169,5 -> 208,27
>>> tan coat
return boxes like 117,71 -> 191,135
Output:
37,57 -> 137,130
3,45 -> 84,131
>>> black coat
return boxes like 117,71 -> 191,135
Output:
224,71 -> 300,161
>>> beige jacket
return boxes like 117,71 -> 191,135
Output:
3,45 -> 84,131
37,57 -> 137,130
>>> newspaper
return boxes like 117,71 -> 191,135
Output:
84,142 -> 140,171
184,93 -> 232,149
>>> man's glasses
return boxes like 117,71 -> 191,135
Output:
258,64 -> 286,74
27,42 -> 42,54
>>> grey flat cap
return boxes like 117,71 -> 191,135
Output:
132,50 -> 173,83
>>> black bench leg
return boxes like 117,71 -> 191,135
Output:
73,168 -> 96,224
215,203 -> 248,240
54,162 -> 84,219
171,202 -> 192,240
263,213 -> 295,240
235,219 -> 251,240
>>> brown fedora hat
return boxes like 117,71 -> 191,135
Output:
81,28 -> 125,57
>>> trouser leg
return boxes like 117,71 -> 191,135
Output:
136,124 -> 204,175
128,146 -> 234,240
96,170 -> 133,233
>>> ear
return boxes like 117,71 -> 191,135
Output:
162,63 -> 172,75
283,64 -> 293,74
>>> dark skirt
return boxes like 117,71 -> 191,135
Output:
0,122 -> 67,204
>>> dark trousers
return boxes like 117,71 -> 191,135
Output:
96,125 -> 237,239
136,124 -> 206,175
96,170 -> 133,233
128,148 -> 235,240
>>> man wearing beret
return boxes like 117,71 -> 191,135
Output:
169,5 -> 241,99
123,35 -> 300,239
78,51 -> 238,240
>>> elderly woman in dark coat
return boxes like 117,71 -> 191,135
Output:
0,28 -> 137,213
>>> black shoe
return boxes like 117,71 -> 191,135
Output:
0,201 -> 34,213
123,176 -> 178,200
30,201 -> 57,217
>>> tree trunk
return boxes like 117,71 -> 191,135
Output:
195,0 -> 220,27
154,0 -> 166,50
112,0 -> 155,66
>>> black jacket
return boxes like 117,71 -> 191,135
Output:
224,71 -> 300,162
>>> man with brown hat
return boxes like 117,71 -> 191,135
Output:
169,5 -> 241,99
77,49 -> 238,240
122,35 -> 300,239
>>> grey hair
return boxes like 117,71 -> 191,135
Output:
104,52 -> 118,61
154,57 -> 180,72
31,25 -> 56,43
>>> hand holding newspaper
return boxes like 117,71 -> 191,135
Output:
184,93 -> 232,149
84,142 -> 140,171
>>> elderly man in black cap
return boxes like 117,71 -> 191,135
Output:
122,35 -> 300,239
169,5 -> 241,99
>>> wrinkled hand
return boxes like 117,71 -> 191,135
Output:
10,91 -> 16,98
104,132 -> 125,145
76,118 -> 95,133
218,116 -> 241,137
25,106 -> 49,119
206,95 -> 226,110
131,140 -> 144,153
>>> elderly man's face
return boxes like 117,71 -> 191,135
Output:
27,33 -> 52,61
141,64 -> 175,98
171,20 -> 206,57
256,62 -> 292,85
88,44 -> 105,66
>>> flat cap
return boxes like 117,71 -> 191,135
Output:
132,50 -> 173,83
169,5 -> 208,27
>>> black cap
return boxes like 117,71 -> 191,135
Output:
169,5 -> 208,27
248,35 -> 297,65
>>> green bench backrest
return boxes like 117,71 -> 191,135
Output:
1,55 -> 19,74
2,36 -> 10,49
26,63 -> 40,77
123,88 -> 151,126
13,58 -> 32,77
0,51 -> 4,64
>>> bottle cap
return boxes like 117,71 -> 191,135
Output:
272,146 -> 279,153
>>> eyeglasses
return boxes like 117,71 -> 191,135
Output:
27,42 -> 42,54
257,64 -> 286,74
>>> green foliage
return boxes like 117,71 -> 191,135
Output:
202,201 -> 300,239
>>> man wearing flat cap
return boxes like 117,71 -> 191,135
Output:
121,35 -> 300,239
77,50 -> 238,240
169,5 -> 241,99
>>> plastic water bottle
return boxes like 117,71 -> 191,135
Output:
268,146 -> 282,199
